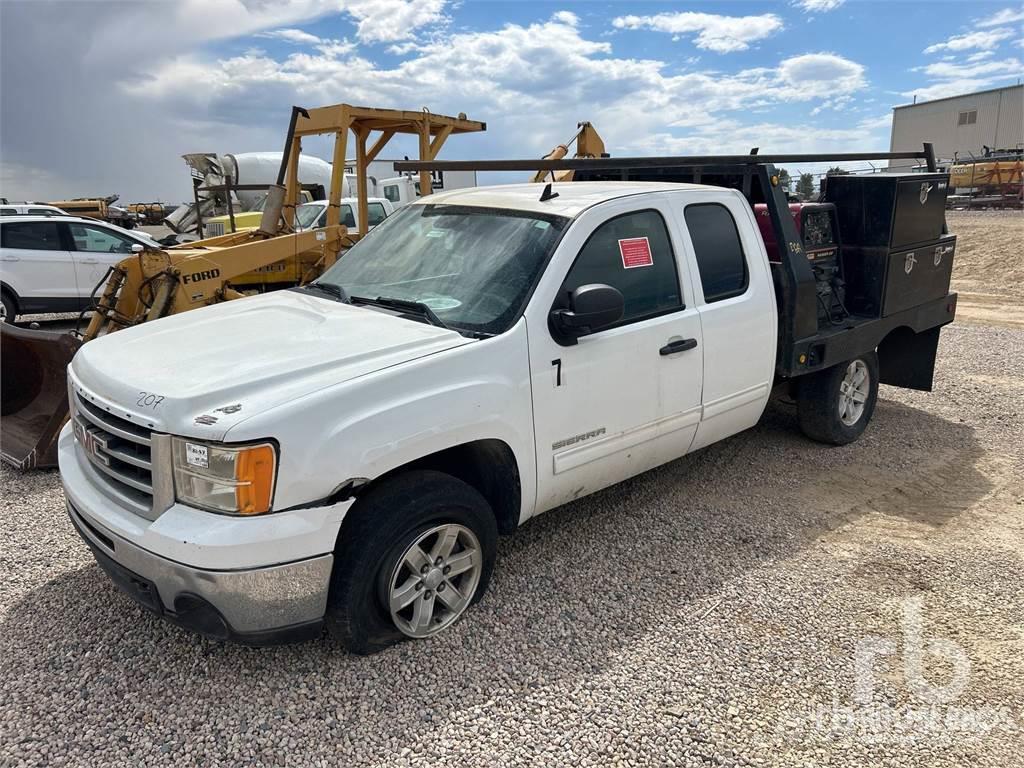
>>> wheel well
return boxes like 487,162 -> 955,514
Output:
0,283 -> 17,310
354,439 -> 522,535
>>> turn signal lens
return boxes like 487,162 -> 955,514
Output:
235,444 -> 276,515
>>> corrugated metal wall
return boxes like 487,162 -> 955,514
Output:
888,85 -> 1023,170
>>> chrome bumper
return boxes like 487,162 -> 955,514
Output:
68,499 -> 332,644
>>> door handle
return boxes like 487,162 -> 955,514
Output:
660,338 -> 698,356
79,258 -> 99,265
0,255 -> 19,262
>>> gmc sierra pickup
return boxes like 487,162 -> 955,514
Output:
60,154 -> 957,653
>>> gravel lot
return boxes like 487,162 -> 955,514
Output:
2,214 -> 1023,767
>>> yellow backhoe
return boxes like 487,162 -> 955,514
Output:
1,104 -> 485,469
531,122 -> 606,183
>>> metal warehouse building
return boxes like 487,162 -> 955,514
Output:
888,84 -> 1024,170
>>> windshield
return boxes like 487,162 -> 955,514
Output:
296,203 -> 327,230
316,204 -> 568,336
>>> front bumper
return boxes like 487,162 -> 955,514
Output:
68,498 -> 332,645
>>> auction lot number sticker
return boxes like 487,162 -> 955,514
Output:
618,237 -> 653,269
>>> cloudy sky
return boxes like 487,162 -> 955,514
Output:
1,0 -> 1021,203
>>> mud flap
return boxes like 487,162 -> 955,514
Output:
878,326 -> 940,392
0,324 -> 82,469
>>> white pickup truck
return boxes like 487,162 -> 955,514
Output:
60,170 -> 957,653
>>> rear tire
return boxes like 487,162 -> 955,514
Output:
325,470 -> 497,655
0,290 -> 16,323
797,352 -> 879,445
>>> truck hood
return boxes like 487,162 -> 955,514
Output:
71,290 -> 473,440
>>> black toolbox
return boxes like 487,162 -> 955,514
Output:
840,236 -> 956,317
825,173 -> 954,317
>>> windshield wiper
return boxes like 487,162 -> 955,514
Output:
350,295 -> 450,329
351,295 -> 496,340
299,281 -> 350,303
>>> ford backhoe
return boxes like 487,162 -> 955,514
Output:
1,104 -> 485,469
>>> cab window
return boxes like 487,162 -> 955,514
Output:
684,203 -> 749,303
383,185 -> 401,203
68,223 -> 135,253
1,220 -> 63,250
367,203 -> 387,227
341,205 -> 356,228
557,209 -> 681,324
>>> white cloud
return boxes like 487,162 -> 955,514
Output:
918,57 -> 1023,80
902,80 -> 997,102
923,28 -> 1015,54
342,0 -> 446,43
257,28 -> 323,45
611,11 -> 783,53
966,51 -> 995,62
792,0 -> 845,13
975,7 -> 1024,28
127,12 -> 870,178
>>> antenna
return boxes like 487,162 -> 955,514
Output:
539,182 -> 559,202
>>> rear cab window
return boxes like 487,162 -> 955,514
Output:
555,209 -> 682,325
684,203 -> 749,303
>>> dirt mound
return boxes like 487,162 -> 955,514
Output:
946,210 -> 1024,327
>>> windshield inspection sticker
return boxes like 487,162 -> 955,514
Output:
619,237 -> 653,269
185,442 -> 209,469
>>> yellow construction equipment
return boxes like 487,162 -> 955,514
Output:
531,122 -> 606,183
1,103 -> 485,469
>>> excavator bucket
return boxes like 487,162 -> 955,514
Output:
1,324 -> 82,470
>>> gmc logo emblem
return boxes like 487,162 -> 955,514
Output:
181,268 -> 221,284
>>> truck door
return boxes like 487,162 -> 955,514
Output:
527,198 -> 704,515
676,195 -> 776,451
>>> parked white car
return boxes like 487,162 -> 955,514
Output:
0,203 -> 70,217
0,215 -> 160,321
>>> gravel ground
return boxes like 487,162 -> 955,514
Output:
1,318 -> 1021,768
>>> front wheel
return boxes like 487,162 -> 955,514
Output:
797,352 -> 879,445
0,290 -> 16,323
325,470 -> 497,654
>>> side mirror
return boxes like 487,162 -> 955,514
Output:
131,243 -> 145,254
550,283 -> 625,344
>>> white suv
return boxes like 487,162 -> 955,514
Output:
0,215 -> 160,321
0,203 -> 70,217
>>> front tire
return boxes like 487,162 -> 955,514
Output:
325,470 -> 497,654
797,352 -> 879,445
0,290 -> 16,323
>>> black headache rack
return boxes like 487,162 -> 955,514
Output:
395,145 -> 957,389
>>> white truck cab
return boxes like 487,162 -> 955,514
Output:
59,182 -> 873,651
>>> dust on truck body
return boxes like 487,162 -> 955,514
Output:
59,146 -> 956,653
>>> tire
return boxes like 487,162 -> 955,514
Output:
325,470 -> 497,655
797,351 -> 879,445
0,290 -> 16,323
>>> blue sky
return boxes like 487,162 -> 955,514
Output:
1,1 -> 1021,201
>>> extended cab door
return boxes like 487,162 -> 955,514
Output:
675,192 -> 777,451
0,219 -> 78,308
526,195 -> 704,515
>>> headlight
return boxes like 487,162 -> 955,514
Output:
171,438 -> 277,515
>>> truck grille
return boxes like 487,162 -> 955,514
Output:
205,221 -> 225,237
73,393 -> 154,509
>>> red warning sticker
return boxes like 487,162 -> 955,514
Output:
618,237 -> 653,269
